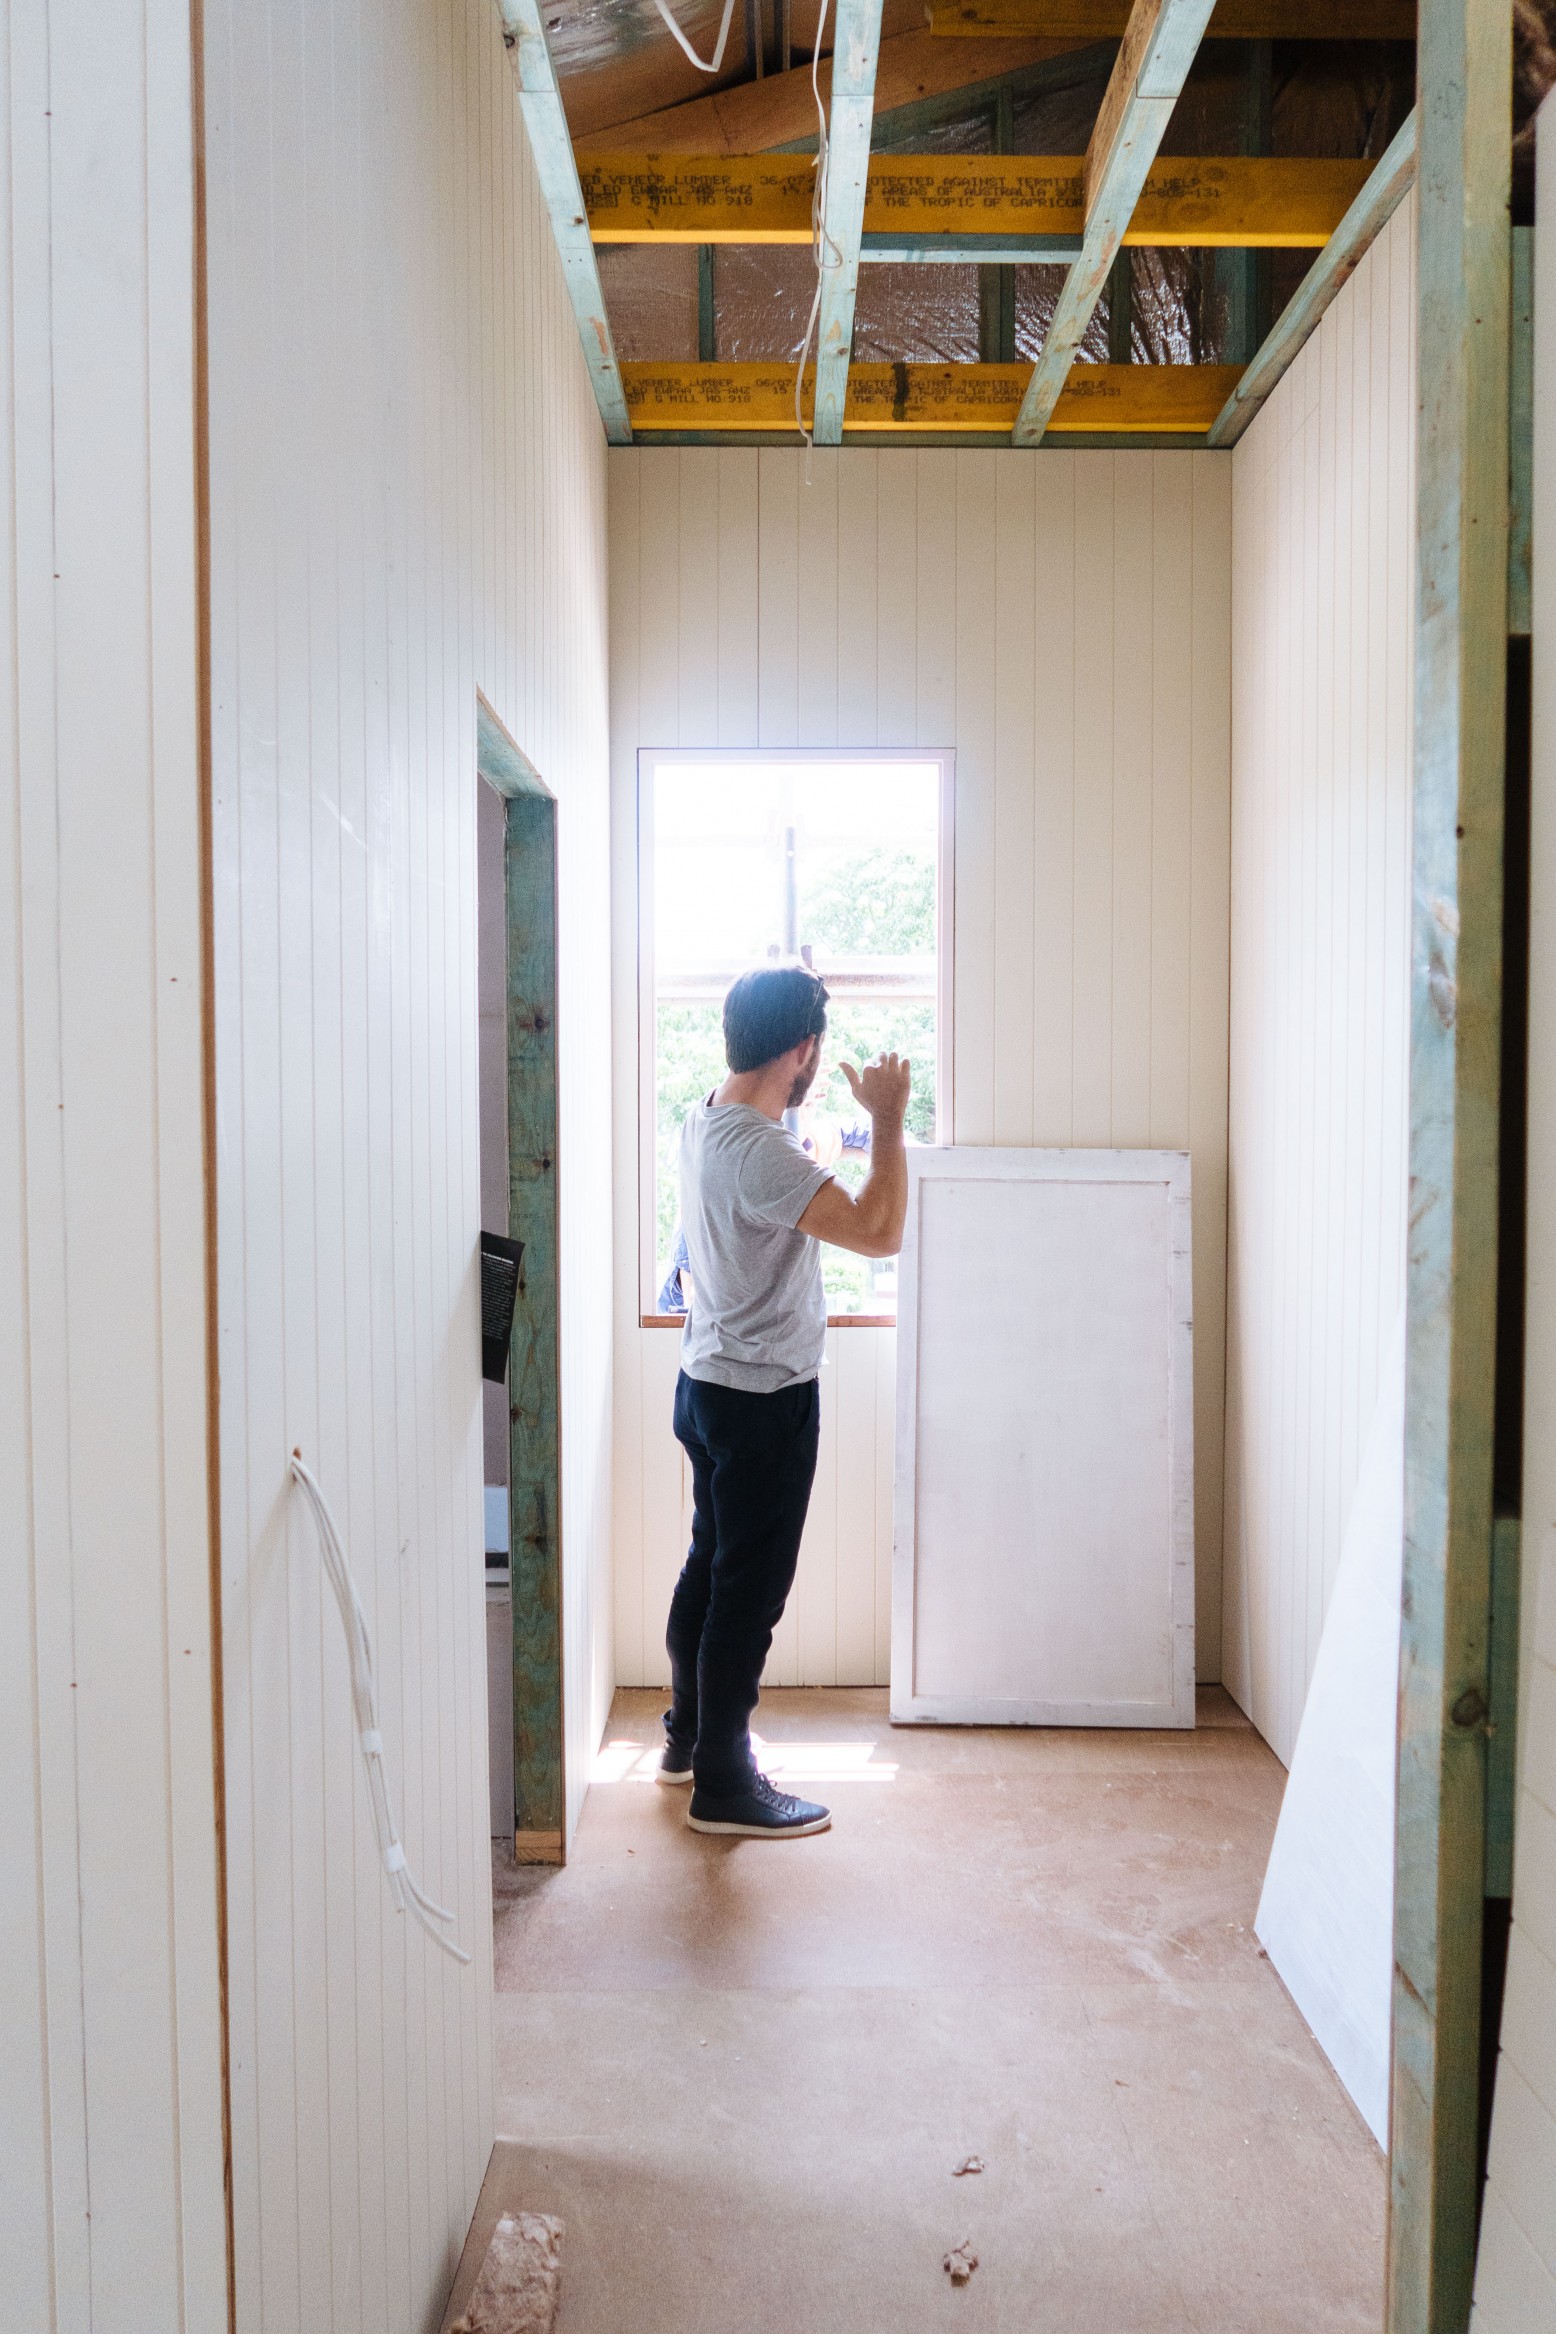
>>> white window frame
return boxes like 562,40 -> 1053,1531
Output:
636,747 -> 956,1325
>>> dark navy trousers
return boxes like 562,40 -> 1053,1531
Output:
666,1369 -> 821,1794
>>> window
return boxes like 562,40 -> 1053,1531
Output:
639,751 -> 953,1322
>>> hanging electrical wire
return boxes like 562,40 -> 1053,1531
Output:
650,0 -> 739,74
794,0 -> 841,462
290,1452 -> 473,1966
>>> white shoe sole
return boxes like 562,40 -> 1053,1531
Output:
655,1766 -> 693,1786
685,1809 -> 831,1837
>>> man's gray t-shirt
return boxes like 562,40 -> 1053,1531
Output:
678,1097 -> 833,1392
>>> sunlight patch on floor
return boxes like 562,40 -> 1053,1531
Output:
588,1734 -> 898,1786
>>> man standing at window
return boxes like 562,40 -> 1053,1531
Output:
660,964 -> 911,1837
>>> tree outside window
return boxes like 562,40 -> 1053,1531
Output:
645,756 -> 949,1319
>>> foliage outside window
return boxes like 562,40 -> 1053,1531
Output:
645,757 -> 947,1318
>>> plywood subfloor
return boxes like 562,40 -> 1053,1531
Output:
465,1687 -> 1384,2334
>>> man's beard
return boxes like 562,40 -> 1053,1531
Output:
787,1048 -> 820,1109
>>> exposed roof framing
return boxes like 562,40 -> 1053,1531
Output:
797,39 -> 1110,155
580,152 -> 1369,252
571,28 -> 1089,154
496,0 -> 632,442
1011,0 -> 1216,446
622,358 -> 1238,432
928,0 -> 1414,35
813,0 -> 887,444
1206,110 -> 1417,447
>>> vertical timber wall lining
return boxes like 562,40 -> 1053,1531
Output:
204,0 -> 613,2326
608,446 -> 1232,1691
1221,196 -> 1417,1768
0,3 -> 229,2327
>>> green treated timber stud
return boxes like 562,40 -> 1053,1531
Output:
698,245 -> 717,363
1206,110 -> 1417,449
813,0 -> 886,445
478,694 -> 549,803
980,87 -> 1019,366
494,0 -> 632,444
995,82 -> 1017,362
1209,37 -> 1270,367
1509,225 -> 1533,640
1106,243 -> 1132,364
1485,1518 -> 1520,1900
1390,1 -> 1510,2329
504,791 -> 565,1850
1012,0 -> 1219,446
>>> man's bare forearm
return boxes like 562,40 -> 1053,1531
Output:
852,1114 -> 907,1254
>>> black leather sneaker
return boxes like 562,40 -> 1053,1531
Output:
686,1771 -> 831,1837
656,1744 -> 694,1785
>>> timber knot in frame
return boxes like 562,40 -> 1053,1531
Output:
891,362 -> 911,424
1450,1685 -> 1488,1733
1427,952 -> 1457,1031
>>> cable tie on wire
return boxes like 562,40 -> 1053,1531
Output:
383,1842 -> 407,1875
360,1729 -> 382,1756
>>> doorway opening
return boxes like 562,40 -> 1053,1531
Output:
478,696 -> 565,1867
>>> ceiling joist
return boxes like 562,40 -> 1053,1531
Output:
496,0 -> 632,443
813,0 -> 887,444
581,152 -> 1369,250
622,358 -> 1241,433
1012,0 -> 1215,445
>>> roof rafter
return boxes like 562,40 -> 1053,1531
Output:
570,29 -> 1087,157
495,0 -> 632,444
1011,0 -> 1215,446
813,0 -> 888,444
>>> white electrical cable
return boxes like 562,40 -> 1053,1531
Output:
290,1453 -> 472,1966
794,0 -> 841,463
650,0 -> 739,74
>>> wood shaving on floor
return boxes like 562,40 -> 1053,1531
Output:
944,2241 -> 979,2285
450,2213 -> 565,2333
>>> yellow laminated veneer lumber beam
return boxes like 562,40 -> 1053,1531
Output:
582,151 -> 1369,249
622,359 -> 1242,433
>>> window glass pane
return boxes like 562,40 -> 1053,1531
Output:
650,758 -> 942,1318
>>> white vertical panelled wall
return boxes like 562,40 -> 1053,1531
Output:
0,6 -> 229,2330
1472,111 -> 1556,2334
1221,196 -> 1417,1767
609,448 -> 1232,1691
205,1 -> 612,2329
